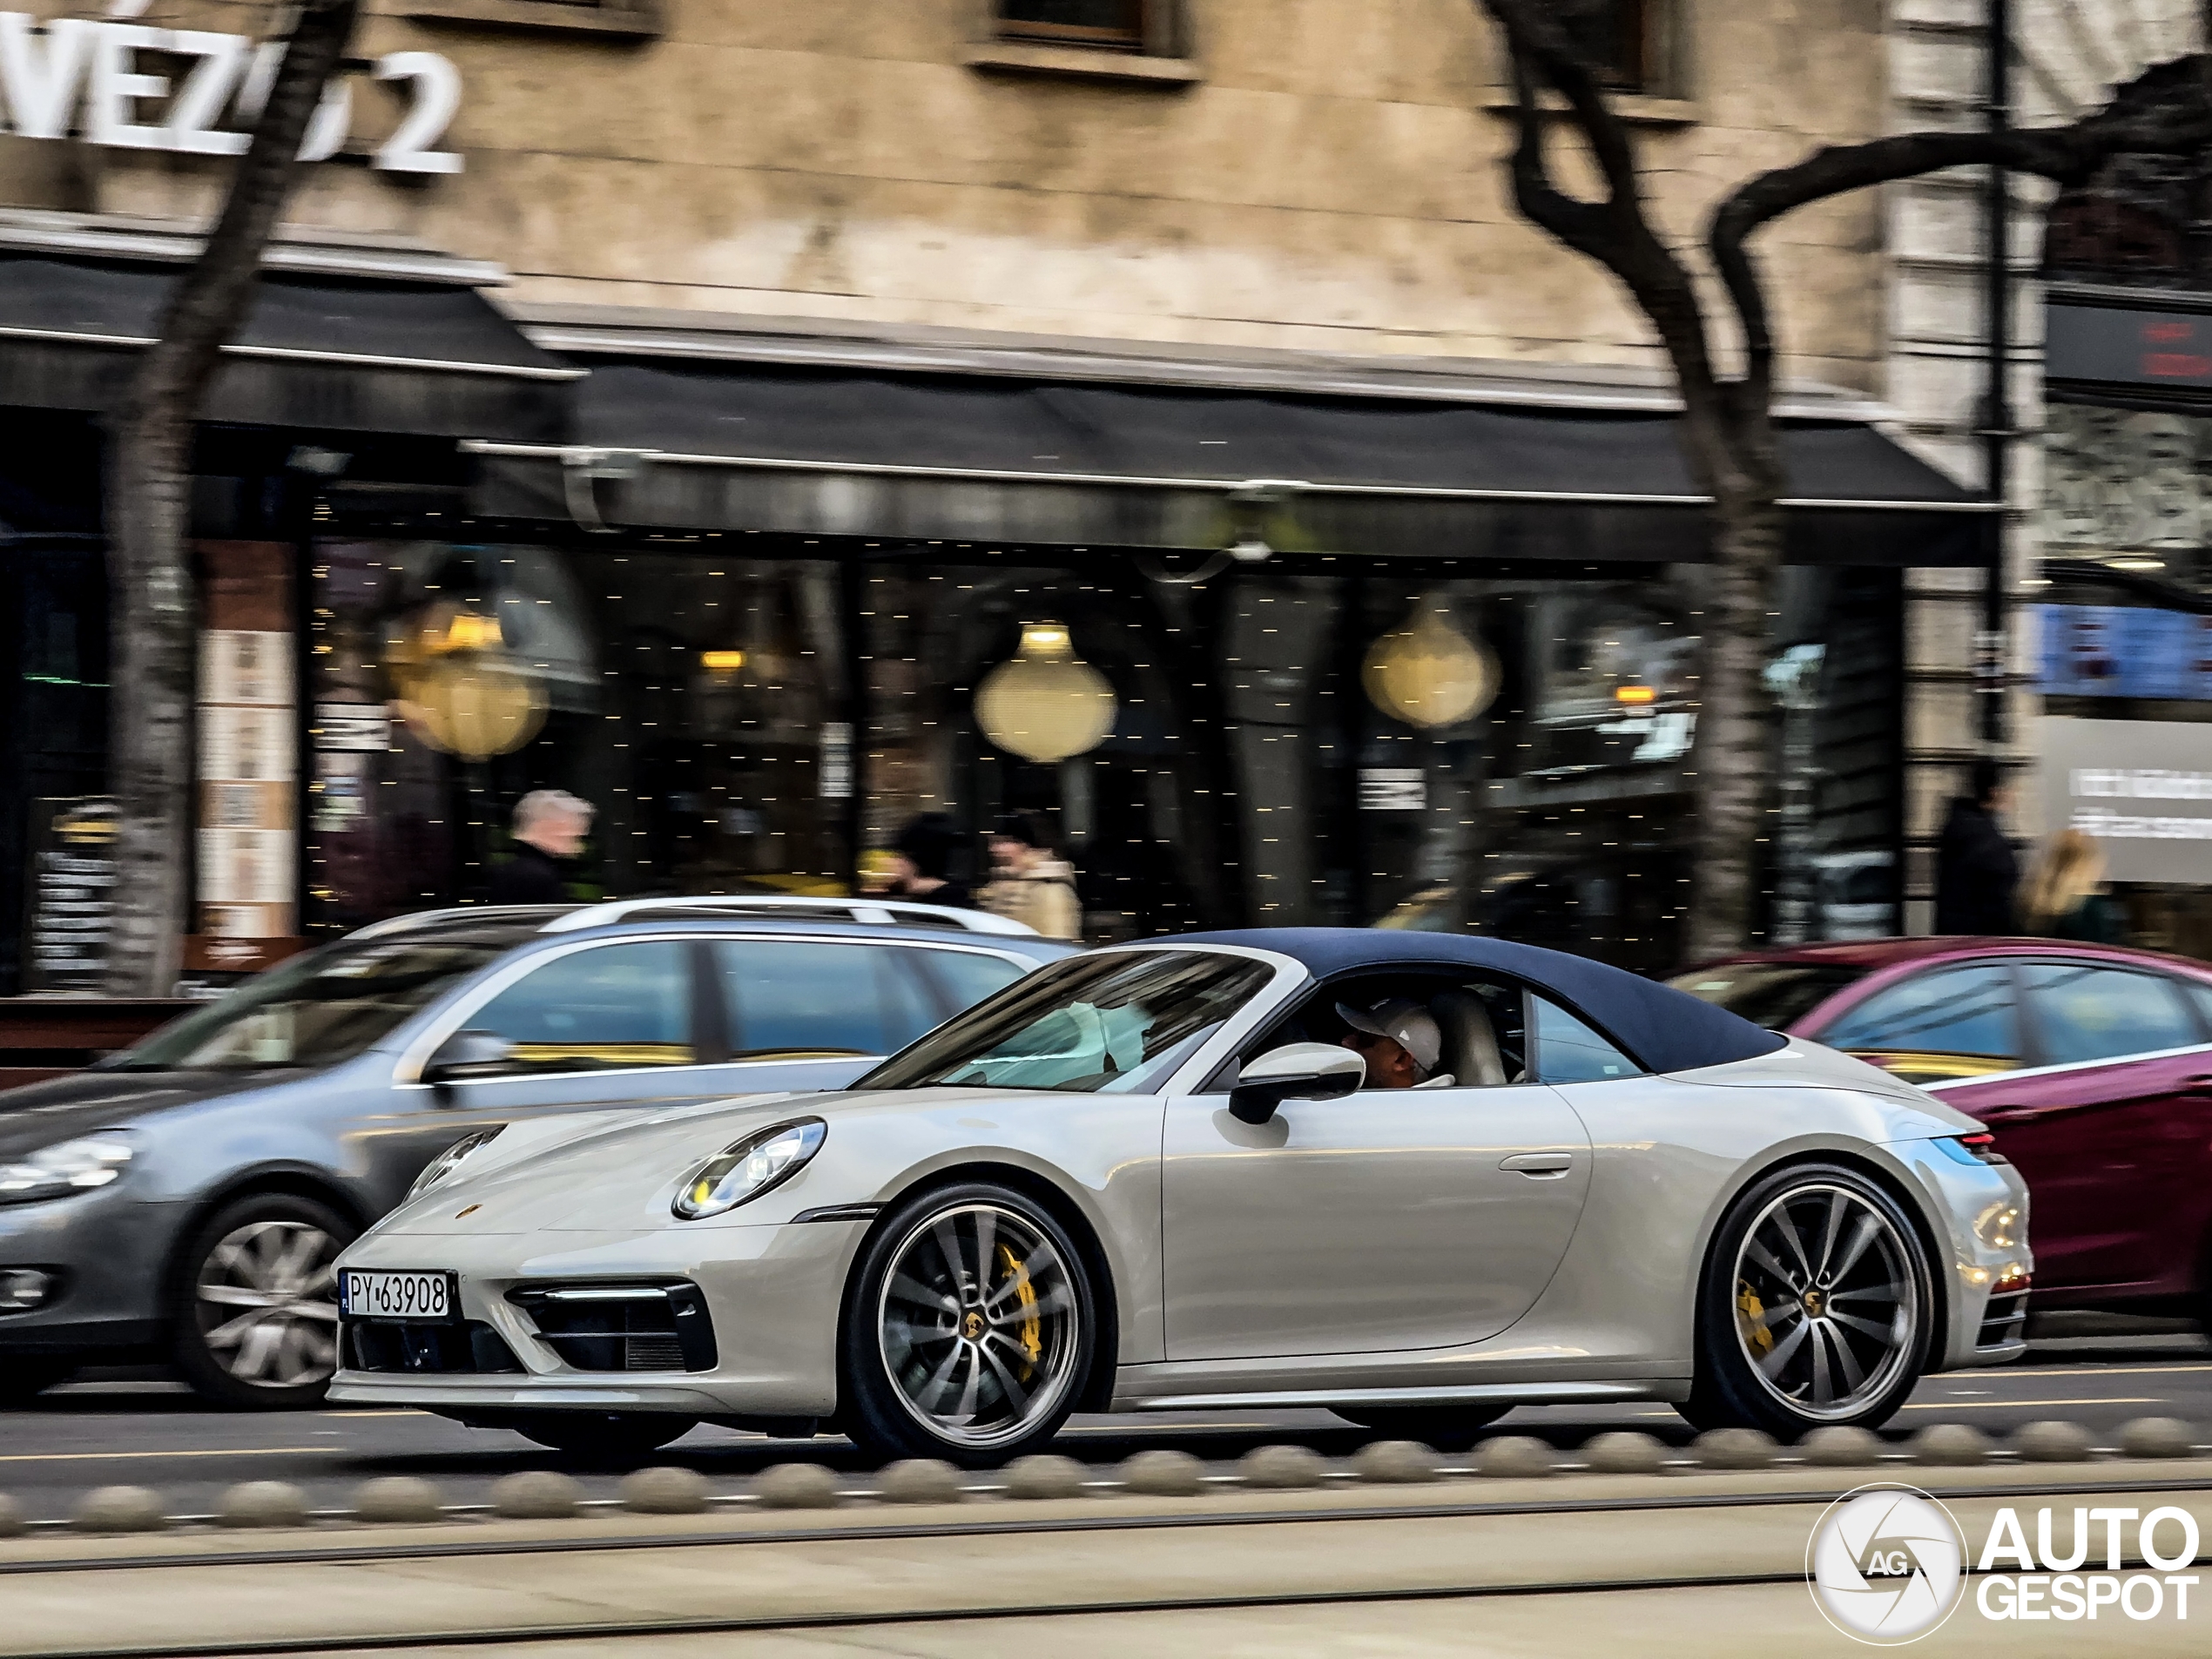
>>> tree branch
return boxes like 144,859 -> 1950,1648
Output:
1710,105 -> 2212,414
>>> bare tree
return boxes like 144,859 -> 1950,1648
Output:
104,0 -> 360,995
1477,0 -> 2212,961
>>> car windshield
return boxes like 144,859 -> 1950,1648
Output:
110,938 -> 506,1071
1668,961 -> 1869,1031
857,950 -> 1271,1094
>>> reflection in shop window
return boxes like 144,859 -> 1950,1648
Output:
306,542 -> 851,934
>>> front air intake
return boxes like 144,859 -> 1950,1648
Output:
507,1282 -> 718,1372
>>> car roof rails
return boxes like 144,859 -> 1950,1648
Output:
347,905 -> 580,942
538,894 -> 1040,937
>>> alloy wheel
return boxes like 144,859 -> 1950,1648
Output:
194,1220 -> 342,1391
876,1201 -> 1084,1451
1730,1183 -> 1919,1421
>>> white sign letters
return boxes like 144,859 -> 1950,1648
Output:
0,13 -> 462,173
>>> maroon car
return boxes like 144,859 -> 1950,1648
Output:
1675,938 -> 2212,1323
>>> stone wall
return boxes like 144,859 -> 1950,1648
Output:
4,0 -> 1892,383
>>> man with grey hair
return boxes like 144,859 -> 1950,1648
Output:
489,789 -> 595,904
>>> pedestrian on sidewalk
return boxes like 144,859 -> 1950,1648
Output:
489,789 -> 594,904
979,813 -> 1082,941
2020,826 -> 2126,944
1934,759 -> 2020,936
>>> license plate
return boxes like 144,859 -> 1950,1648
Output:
341,1270 -> 457,1322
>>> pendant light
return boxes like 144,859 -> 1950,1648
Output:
1362,600 -> 1499,729
388,600 -> 547,759
974,621 -> 1117,764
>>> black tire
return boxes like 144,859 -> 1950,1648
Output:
172,1192 -> 354,1410
0,1358 -> 78,1407
1331,1406 -> 1510,1451
839,1181 -> 1098,1468
508,1413 -> 698,1459
1679,1161 -> 1934,1440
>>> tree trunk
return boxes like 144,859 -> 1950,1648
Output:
101,0 -> 358,995
1684,487 -> 1785,963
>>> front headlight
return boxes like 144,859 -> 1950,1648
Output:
0,1135 -> 133,1206
673,1119 -> 826,1220
408,1128 -> 504,1202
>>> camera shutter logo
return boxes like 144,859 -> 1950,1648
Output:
1807,1485 -> 1967,1644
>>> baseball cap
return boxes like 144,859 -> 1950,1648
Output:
1335,996 -> 1442,1075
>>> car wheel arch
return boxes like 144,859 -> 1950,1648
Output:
845,1160 -> 1122,1416
1693,1146 -> 1953,1372
163,1167 -> 371,1310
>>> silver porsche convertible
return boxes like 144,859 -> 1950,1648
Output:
327,930 -> 2032,1463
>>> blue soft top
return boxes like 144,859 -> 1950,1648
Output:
1173,928 -> 1784,1076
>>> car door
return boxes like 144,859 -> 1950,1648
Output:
1932,960 -> 2212,1298
1160,989 -> 1593,1360
365,938 -> 737,1209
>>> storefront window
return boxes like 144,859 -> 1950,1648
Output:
305,538 -> 852,932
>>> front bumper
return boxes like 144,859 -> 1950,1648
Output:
0,1186 -> 182,1358
1892,1137 -> 2033,1372
327,1217 -> 868,1419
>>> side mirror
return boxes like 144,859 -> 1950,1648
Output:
422,1028 -> 516,1089
1229,1042 -> 1364,1125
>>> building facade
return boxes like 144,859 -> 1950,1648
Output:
0,0 -> 1985,988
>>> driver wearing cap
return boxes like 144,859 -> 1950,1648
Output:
1335,997 -> 1455,1089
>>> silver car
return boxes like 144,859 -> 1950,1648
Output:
329,928 -> 2032,1461
0,899 -> 1069,1409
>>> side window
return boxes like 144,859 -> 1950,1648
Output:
2021,964 -> 2202,1066
1289,978 -> 1527,1089
718,941 -> 914,1058
1533,998 -> 1642,1082
876,951 -> 943,1054
466,943 -> 693,1072
1817,964 -> 2020,1063
921,949 -> 1028,1016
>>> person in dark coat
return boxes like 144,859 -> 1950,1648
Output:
870,813 -> 974,908
1933,759 -> 2019,935
489,789 -> 595,905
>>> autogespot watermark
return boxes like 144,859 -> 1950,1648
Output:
1806,1483 -> 2202,1644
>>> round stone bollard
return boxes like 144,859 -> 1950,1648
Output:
621,1466 -> 709,1515
491,1469 -> 580,1521
2121,1417 -> 2198,1460
1119,1448 -> 1204,1497
1581,1432 -> 1667,1476
1911,1423 -> 1991,1467
1800,1426 -> 1885,1468
754,1462 -> 842,1509
2013,1420 -> 2095,1464
0,1494 -> 23,1539
74,1486 -> 166,1534
878,1459 -> 963,1505
1691,1428 -> 1777,1472
1003,1454 -> 1088,1501
1352,1440 -> 1440,1485
217,1481 -> 309,1529
1240,1444 -> 1326,1489
353,1476 -> 443,1525
1473,1435 -> 1556,1479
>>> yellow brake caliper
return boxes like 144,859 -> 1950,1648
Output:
1737,1282 -> 1774,1357
997,1244 -> 1042,1366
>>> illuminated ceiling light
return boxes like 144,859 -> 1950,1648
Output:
1614,685 -> 1659,705
700,649 -> 746,671
1362,602 -> 1500,730
974,621 -> 1117,763
387,600 -> 544,759
2101,554 -> 2167,572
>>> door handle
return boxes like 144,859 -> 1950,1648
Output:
1980,1106 -> 2046,1125
1501,1152 -> 1575,1177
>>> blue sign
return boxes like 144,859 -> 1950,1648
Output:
2036,604 -> 2212,700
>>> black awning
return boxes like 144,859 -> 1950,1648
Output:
0,255 -> 577,441
467,360 -> 1988,566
